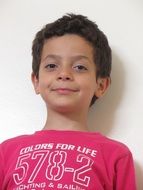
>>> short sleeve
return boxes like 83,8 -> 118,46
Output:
114,151 -> 136,190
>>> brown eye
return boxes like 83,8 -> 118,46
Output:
74,65 -> 88,72
45,63 -> 58,71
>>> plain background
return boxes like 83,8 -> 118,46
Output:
0,0 -> 142,189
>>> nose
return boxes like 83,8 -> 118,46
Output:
57,67 -> 73,81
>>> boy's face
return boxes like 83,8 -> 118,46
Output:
32,34 -> 109,113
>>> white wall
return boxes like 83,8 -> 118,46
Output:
0,0 -> 142,189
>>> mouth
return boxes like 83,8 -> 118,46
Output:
51,88 -> 79,95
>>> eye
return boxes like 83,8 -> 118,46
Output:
73,64 -> 88,72
45,63 -> 58,71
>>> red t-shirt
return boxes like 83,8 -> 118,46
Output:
0,130 -> 136,190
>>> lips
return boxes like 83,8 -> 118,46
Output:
51,87 -> 79,95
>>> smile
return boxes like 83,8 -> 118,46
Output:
52,88 -> 78,95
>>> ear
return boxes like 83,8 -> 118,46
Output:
31,72 -> 40,94
95,77 -> 111,98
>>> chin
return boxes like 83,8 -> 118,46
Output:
51,102 -> 78,113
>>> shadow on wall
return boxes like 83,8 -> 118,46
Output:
88,51 -> 142,189
135,161 -> 143,190
88,50 -> 126,134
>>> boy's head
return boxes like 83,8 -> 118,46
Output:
32,13 -> 111,106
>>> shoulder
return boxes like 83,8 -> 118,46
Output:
1,134 -> 32,144
0,133 -> 35,152
74,131 -> 133,159
84,132 -> 132,161
98,134 -> 129,148
94,133 -> 133,159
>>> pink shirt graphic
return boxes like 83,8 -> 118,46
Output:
0,130 -> 136,189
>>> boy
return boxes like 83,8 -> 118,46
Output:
0,14 -> 136,189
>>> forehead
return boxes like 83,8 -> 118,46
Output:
41,34 -> 94,60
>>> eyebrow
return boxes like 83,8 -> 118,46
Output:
42,54 -> 91,62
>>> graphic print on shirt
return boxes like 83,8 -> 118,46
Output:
12,143 -> 97,190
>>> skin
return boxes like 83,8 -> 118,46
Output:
32,34 -> 110,131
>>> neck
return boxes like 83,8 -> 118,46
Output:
43,108 -> 89,132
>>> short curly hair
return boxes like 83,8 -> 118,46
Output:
32,13 -> 112,106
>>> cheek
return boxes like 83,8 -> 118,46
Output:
82,75 -> 96,89
37,79 -> 49,95
38,74 -> 52,87
80,78 -> 96,97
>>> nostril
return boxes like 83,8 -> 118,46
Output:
58,76 -> 62,80
58,75 -> 72,81
66,77 -> 70,80
58,77 -> 70,80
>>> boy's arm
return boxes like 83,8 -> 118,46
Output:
0,144 -> 4,189
114,151 -> 136,190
